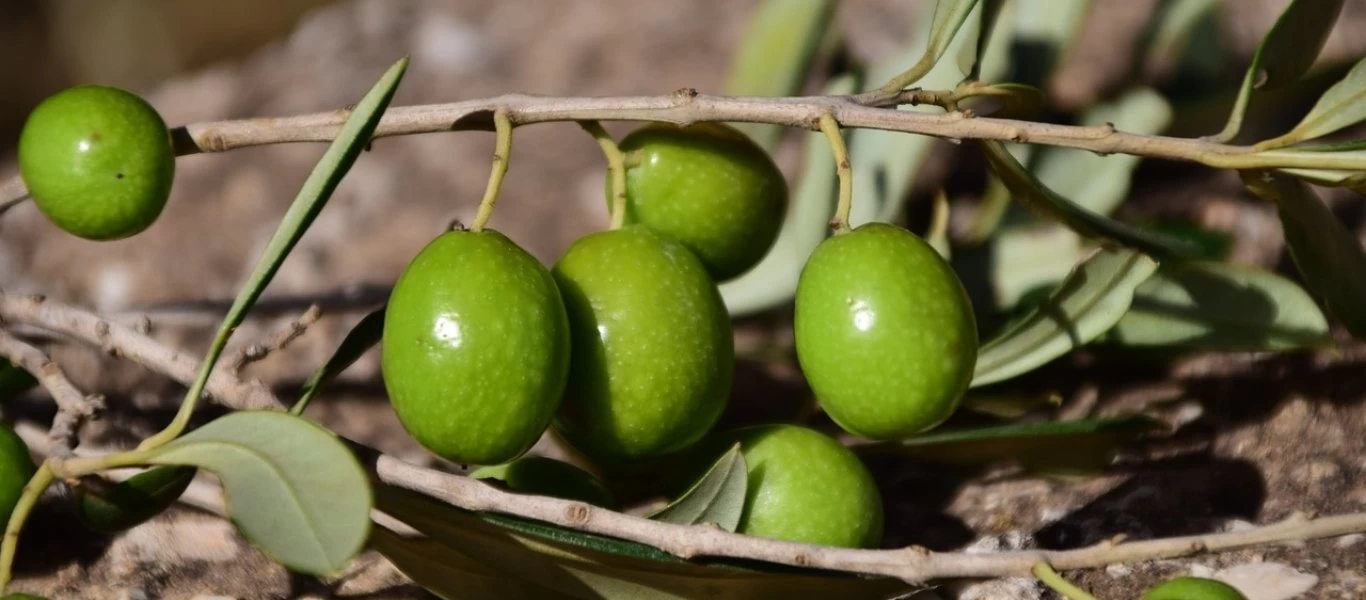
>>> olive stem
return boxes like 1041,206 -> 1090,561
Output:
578,120 -> 630,230
0,462 -> 54,591
469,110 -> 514,232
1032,561 -> 1099,600
817,113 -> 854,234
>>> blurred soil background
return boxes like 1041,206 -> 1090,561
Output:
0,0 -> 1364,598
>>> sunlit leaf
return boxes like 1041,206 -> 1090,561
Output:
291,307 -> 385,415
971,247 -> 1159,387
76,466 -> 197,534
721,75 -> 856,317
1274,56 -> 1366,146
375,484 -> 913,600
1031,87 -> 1173,216
724,0 -> 839,150
646,443 -> 746,531
1243,171 -> 1366,338
857,415 -> 1164,472
1105,261 -> 1332,350
147,411 -> 372,575
1210,0 -> 1345,142
980,140 -> 1203,259
878,0 -> 981,92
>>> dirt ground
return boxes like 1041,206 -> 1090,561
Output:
0,1 -> 1364,598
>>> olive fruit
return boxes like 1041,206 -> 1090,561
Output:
18,85 -> 175,241
689,424 -> 882,548
0,422 -> 36,522
471,456 -> 617,509
613,122 -> 787,281
794,222 -> 977,440
551,225 -> 733,463
382,228 -> 571,465
1143,576 -> 1248,600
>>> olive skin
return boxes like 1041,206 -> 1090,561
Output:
614,122 -> 787,282
690,425 -> 883,548
1143,577 -> 1248,600
381,229 -> 571,466
0,422 -> 36,523
18,85 -> 175,241
470,456 -> 617,509
794,222 -> 977,440
551,225 -> 733,463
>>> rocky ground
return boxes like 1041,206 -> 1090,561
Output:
0,0 -> 1364,598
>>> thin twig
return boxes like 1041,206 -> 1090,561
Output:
0,293 -> 276,411
1,89 -> 1356,206
0,329 -> 103,456
227,304 -> 322,375
2,293 -> 1364,585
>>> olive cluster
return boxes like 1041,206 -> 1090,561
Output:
380,122 -> 978,549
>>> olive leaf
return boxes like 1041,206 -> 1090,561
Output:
1140,0 -> 1221,79
370,525 -> 564,600
980,140 -> 1203,259
1210,0 -> 1345,142
955,0 -> 1006,81
645,443 -> 747,531
145,411 -> 372,576
1243,171 -> 1366,338
724,0 -> 839,151
878,0 -> 982,92
75,465 -> 197,534
1009,0 -> 1092,88
1270,56 -> 1366,147
971,246 -> 1159,388
857,415 -> 1164,472
470,456 -> 618,510
850,0 -> 1013,227
1104,262 -> 1332,350
374,484 -> 912,600
960,391 -> 1062,420
720,74 -> 855,317
291,306 -> 385,415
1029,87 -> 1174,216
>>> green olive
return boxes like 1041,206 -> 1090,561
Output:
689,424 -> 883,548
18,85 -> 175,240
613,122 -> 787,282
794,222 -> 977,440
470,456 -> 617,509
0,422 -> 36,523
382,228 -> 571,465
551,225 -> 733,463
1143,576 -> 1248,600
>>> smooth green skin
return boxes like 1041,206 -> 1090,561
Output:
696,425 -> 883,548
1143,577 -> 1248,600
551,225 -> 734,463
76,465 -> 197,533
470,456 -> 617,509
382,229 -> 571,466
794,222 -> 978,440
614,122 -> 787,282
18,85 -> 175,241
0,422 -> 36,523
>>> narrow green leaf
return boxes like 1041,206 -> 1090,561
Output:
878,0 -> 981,92
960,391 -> 1062,419
375,484 -> 912,600
645,443 -> 747,531
371,525 -> 564,600
1141,0 -> 1221,75
980,140 -> 1203,259
1030,87 -> 1174,216
1105,262 -> 1332,350
76,466 -> 197,533
720,75 -> 857,317
724,0 -> 838,150
1277,166 -> 1366,193
291,307 -> 385,415
857,415 -> 1164,472
955,0 -> 1006,81
972,247 -> 1160,387
1211,0 -> 1345,142
1279,56 -> 1366,145
471,456 -> 618,510
1244,171 -> 1366,338
147,411 -> 372,576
